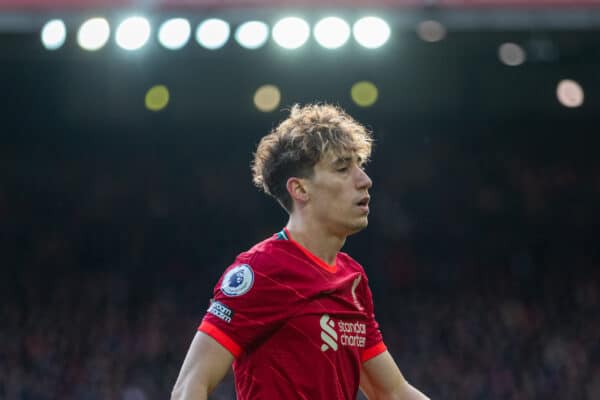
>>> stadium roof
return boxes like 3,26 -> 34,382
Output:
1,0 -> 600,8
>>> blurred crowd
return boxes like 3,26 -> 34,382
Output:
1,125 -> 599,399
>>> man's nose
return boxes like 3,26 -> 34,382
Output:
355,166 -> 373,190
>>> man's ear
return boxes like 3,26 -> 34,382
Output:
286,177 -> 309,204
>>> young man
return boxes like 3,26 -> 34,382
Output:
171,104 -> 429,400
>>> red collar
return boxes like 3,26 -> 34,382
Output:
284,228 -> 337,273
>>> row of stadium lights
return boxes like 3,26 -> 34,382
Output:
40,16 -> 392,51
144,81 -> 380,112
144,78 -> 581,113
40,17 -> 465,52
35,16 -> 536,66
41,17 -> 584,109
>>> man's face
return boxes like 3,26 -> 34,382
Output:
303,151 -> 373,236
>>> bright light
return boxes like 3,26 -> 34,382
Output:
417,20 -> 446,43
314,17 -> 350,49
498,43 -> 526,66
77,18 -> 110,51
254,85 -> 281,112
235,21 -> 269,49
272,17 -> 310,49
158,18 -> 191,50
351,81 -> 378,107
116,16 -> 151,51
353,17 -> 390,49
41,19 -> 67,50
556,79 -> 584,108
145,85 -> 170,111
196,19 -> 230,49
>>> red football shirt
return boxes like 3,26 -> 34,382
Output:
198,228 -> 387,399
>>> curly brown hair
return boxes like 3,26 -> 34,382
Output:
252,103 -> 373,213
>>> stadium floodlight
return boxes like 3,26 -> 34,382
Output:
353,17 -> 390,49
417,20 -> 447,43
498,42 -> 526,66
314,17 -> 350,49
145,85 -> 170,111
116,16 -> 151,51
351,81 -> 378,107
77,17 -> 110,51
254,84 -> 281,112
196,18 -> 230,50
235,21 -> 269,49
41,19 -> 67,50
272,17 -> 310,50
158,18 -> 191,50
557,79 -> 584,108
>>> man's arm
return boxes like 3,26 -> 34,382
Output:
171,331 -> 234,400
360,350 -> 429,400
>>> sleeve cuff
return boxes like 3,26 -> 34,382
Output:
198,320 -> 243,358
361,341 -> 387,363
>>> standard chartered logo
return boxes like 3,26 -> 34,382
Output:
320,314 -> 338,352
320,314 -> 367,352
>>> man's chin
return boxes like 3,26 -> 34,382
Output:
347,218 -> 368,235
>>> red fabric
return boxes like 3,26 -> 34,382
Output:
200,232 -> 385,400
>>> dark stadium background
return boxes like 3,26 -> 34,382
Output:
1,2 -> 599,399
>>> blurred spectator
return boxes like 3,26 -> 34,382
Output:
1,128 -> 598,399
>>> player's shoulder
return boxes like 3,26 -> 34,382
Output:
215,234 -> 282,296
232,232 -> 292,272
337,251 -> 367,274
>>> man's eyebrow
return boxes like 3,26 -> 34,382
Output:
332,157 -> 352,166
332,155 -> 365,165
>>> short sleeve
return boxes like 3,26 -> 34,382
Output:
198,253 -> 295,358
360,272 -> 387,362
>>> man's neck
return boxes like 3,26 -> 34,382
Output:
285,216 -> 346,266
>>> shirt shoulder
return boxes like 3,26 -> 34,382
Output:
234,233 -> 296,272
224,233 -> 313,292
337,251 -> 367,275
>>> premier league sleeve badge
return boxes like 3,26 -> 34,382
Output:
221,264 -> 254,296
